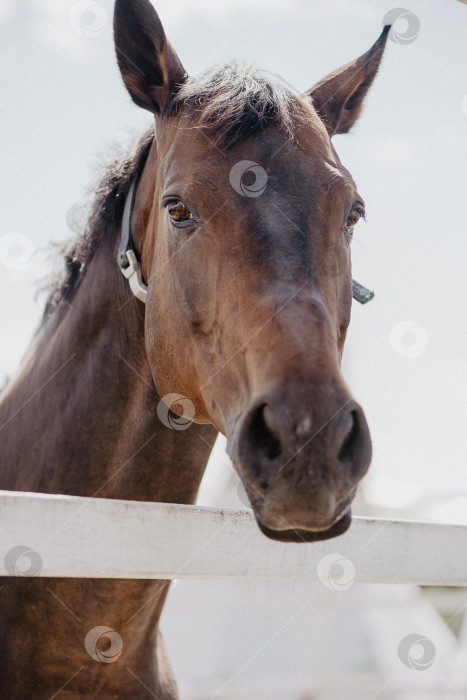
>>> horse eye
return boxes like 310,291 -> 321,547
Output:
346,209 -> 362,228
344,206 -> 365,238
167,201 -> 194,224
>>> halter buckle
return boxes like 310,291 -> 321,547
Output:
120,249 -> 148,304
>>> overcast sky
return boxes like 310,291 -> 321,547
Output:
1,0 -> 467,521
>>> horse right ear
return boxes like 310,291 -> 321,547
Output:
306,26 -> 390,136
113,0 -> 186,114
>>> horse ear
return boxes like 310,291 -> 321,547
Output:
306,26 -> 390,136
113,0 -> 186,114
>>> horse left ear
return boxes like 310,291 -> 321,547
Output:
306,26 -> 390,136
113,0 -> 186,114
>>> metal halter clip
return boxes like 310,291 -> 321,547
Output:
120,249 -> 148,303
117,175 -> 148,304
352,279 -> 374,304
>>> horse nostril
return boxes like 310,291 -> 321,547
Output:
338,409 -> 363,465
246,403 -> 282,463
236,397 -> 371,493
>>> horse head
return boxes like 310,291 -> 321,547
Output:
114,0 -> 389,542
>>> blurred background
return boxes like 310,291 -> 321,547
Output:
1,0 -> 467,697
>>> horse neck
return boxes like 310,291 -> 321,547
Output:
0,153 -> 218,700
0,215 -> 217,502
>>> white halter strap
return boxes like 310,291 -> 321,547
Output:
117,177 -> 148,304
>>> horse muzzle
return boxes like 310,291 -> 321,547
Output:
227,387 -> 372,543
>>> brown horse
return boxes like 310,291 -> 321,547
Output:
0,1 -> 389,697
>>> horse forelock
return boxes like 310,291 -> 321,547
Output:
168,63 -> 304,148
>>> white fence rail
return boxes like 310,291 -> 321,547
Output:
1,489 -> 466,585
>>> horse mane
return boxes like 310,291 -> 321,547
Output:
45,127 -> 154,317
170,62 -> 301,148
46,64 -> 300,317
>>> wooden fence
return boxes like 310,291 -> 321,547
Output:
1,489 -> 466,585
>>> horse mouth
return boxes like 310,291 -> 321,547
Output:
255,509 -> 352,543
